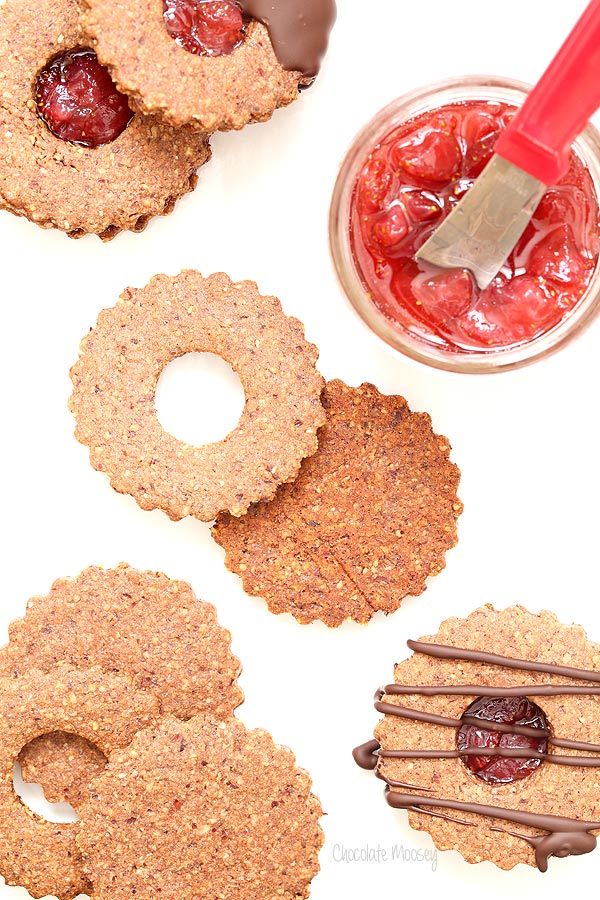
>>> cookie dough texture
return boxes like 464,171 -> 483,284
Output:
0,0 -> 211,238
0,564 -> 243,804
0,665 -> 160,899
77,716 -> 324,900
17,731 -> 107,807
376,605 -> 600,870
213,380 -> 463,626
83,0 -> 306,131
69,271 -> 326,522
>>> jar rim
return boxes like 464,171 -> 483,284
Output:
329,75 -> 600,374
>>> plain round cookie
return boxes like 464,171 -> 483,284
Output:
69,271 -> 326,521
213,379 -> 463,625
77,715 -> 324,900
0,564 -> 243,803
374,605 -> 600,870
0,0 -> 211,238
83,0 -> 327,131
0,664 -> 160,899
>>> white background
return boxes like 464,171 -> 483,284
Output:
1,0 -> 600,897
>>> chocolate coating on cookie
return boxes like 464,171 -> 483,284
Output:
0,0 -> 211,238
240,0 -> 336,78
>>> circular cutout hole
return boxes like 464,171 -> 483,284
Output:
456,695 -> 549,785
35,48 -> 133,147
155,352 -> 246,446
14,760 -> 79,823
14,732 -> 107,823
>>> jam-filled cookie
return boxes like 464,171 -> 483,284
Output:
82,0 -> 337,131
354,605 -> 600,871
0,0 -> 211,238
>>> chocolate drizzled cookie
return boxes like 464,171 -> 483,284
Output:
354,605 -> 600,871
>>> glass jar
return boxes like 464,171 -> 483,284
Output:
329,76 -> 600,374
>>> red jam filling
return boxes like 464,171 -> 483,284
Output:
456,696 -> 549,784
35,49 -> 133,148
350,101 -> 600,352
163,0 -> 245,57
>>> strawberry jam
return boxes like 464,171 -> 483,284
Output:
457,696 -> 549,784
349,100 -> 600,352
35,49 -> 133,148
163,0 -> 245,57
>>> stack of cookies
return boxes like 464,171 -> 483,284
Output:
0,0 -> 336,238
0,564 -> 324,899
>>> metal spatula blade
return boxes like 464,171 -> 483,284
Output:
414,0 -> 600,290
415,156 -> 547,290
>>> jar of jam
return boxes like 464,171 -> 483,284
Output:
330,76 -> 600,373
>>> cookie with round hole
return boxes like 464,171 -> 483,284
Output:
0,664 -> 159,898
0,563 -> 243,804
354,604 -> 600,871
68,271 -> 326,521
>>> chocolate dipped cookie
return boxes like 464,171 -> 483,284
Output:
82,0 -> 336,131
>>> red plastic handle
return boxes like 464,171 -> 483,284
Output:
495,0 -> 600,186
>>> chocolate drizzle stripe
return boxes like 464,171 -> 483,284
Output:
382,683 -> 600,696
407,640 -> 600,682
240,1 -> 337,78
552,736 -> 600,751
405,804 -> 475,827
378,747 -> 600,766
383,786 -> 600,832
375,697 -> 552,739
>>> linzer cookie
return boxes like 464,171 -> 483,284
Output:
69,271 -> 326,522
0,0 -> 211,238
0,664 -> 160,899
82,0 -> 337,131
0,564 -> 243,804
213,379 -> 462,626
354,605 -> 600,871
77,715 -> 324,900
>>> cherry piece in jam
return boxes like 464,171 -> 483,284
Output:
350,100 -> 600,352
163,0 -> 245,57
456,696 -> 549,785
35,48 -> 133,148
